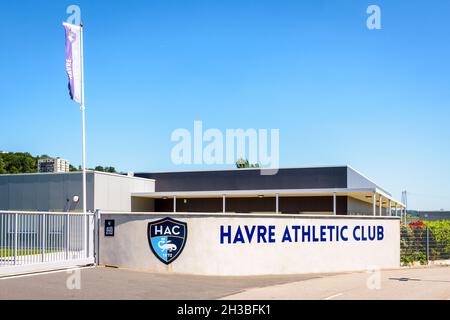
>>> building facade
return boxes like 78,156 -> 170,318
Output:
0,166 -> 405,216
133,166 -> 405,216
0,171 -> 155,212
37,158 -> 70,173
409,210 -> 450,221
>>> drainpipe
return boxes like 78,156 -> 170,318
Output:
173,196 -> 177,213
276,194 -> 279,214
379,195 -> 383,216
333,192 -> 337,216
223,195 -> 226,214
373,193 -> 376,217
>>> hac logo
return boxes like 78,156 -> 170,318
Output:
148,218 -> 188,265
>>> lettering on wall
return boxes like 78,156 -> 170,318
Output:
220,224 -> 385,244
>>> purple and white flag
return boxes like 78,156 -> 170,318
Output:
63,22 -> 82,104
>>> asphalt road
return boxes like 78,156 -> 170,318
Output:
0,266 -> 449,300
222,266 -> 450,300
0,266 -> 321,300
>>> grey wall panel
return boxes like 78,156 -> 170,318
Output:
347,196 -> 374,216
21,175 -> 36,210
63,173 -> 95,211
153,196 -> 348,214
279,196 -> 348,215
0,173 -> 95,212
66,174 -> 81,211
48,174 -> 65,211
136,167 -> 348,192
36,174 -> 50,211
0,177 -> 9,210
131,197 -> 155,212
0,172 -> 153,213
9,176 -> 24,210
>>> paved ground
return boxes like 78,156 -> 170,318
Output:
222,266 -> 450,300
0,266 -> 322,300
0,266 -> 449,300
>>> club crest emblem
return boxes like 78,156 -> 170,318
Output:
148,217 -> 187,265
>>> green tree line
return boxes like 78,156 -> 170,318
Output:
0,152 -> 118,174
235,158 -> 260,169
0,152 -> 40,174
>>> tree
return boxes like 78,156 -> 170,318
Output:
235,158 -> 260,169
92,166 -> 117,173
0,157 -> 6,174
0,151 -> 119,174
0,152 -> 37,174
104,167 -> 117,173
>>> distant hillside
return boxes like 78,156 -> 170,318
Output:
0,152 -> 42,174
0,152 -> 118,174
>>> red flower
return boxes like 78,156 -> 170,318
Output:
408,221 -> 425,229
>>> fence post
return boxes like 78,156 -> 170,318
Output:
95,210 -> 101,265
426,227 -> 430,264
84,212 -> 87,259
66,213 -> 70,260
14,213 -> 18,265
42,213 -> 46,262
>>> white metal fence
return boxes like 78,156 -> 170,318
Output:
0,211 -> 95,276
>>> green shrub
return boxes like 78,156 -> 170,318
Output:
423,220 -> 450,253
401,220 -> 450,265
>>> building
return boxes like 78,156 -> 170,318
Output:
408,210 -> 450,221
0,165 -> 405,215
0,171 -> 154,212
37,157 -> 70,173
133,166 -> 405,216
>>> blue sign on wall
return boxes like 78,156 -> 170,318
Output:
148,217 -> 188,265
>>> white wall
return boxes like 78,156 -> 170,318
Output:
347,167 -> 388,193
93,172 -> 155,212
100,213 -> 400,276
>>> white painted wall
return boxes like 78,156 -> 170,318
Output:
347,167 -> 388,193
100,213 -> 400,276
93,172 -> 155,212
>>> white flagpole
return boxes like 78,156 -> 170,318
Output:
80,23 -> 88,258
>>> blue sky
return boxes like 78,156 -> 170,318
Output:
0,0 -> 449,210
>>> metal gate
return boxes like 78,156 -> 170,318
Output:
0,211 -> 95,276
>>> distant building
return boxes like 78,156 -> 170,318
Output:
409,210 -> 450,221
37,157 -> 70,173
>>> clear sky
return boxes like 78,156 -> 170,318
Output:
0,0 -> 449,210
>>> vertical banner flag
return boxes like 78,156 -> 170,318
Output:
63,22 -> 82,104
